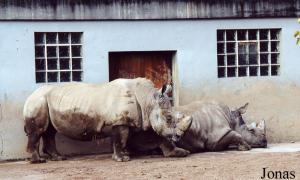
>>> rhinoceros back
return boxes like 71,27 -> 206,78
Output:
24,80 -> 145,140
176,101 -> 232,152
47,82 -> 141,139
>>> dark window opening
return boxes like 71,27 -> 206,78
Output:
227,67 -> 236,77
59,46 -> 69,57
218,67 -> 225,78
217,55 -> 225,66
72,71 -> 82,81
35,46 -> 44,57
60,71 -> 71,82
47,46 -> 57,58
260,66 -> 269,76
237,30 -> 246,41
238,67 -> 247,77
36,72 -> 45,83
249,67 -> 258,76
60,58 -> 70,70
217,43 -> 224,54
271,65 -> 280,76
35,59 -> 45,70
46,33 -> 57,44
48,72 -> 58,82
226,30 -> 235,41
47,59 -> 58,70
59,33 -> 69,44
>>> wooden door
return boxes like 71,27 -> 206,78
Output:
109,51 -> 173,88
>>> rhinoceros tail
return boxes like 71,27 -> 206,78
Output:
24,125 -> 28,136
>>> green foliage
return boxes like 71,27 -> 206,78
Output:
295,31 -> 300,44
295,18 -> 300,45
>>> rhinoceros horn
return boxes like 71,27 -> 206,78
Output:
257,119 -> 266,133
177,115 -> 193,132
247,122 -> 257,130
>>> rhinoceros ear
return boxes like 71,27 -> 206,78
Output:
159,84 -> 172,96
161,84 -> 167,95
238,102 -> 249,114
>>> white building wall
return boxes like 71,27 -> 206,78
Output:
0,18 -> 299,159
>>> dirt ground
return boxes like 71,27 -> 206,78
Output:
0,149 -> 299,180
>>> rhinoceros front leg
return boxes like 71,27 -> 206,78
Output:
215,130 -> 251,151
112,125 -> 130,162
159,139 -> 190,157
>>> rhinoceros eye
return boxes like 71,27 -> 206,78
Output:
166,115 -> 172,123
249,129 -> 255,134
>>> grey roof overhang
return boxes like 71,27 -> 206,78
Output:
0,0 -> 299,20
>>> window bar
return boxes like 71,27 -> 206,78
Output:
257,30 -> 261,76
246,30 -> 249,76
69,33 -> 73,81
54,33 -> 60,83
268,30 -> 271,76
278,29 -> 281,76
224,30 -> 227,77
44,33 -> 48,83
235,30 -> 238,77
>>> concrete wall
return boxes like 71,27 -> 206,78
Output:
0,18 -> 299,160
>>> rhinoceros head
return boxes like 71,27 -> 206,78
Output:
242,120 -> 267,148
149,85 -> 193,142
232,103 -> 267,148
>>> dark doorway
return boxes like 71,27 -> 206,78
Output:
109,51 -> 174,89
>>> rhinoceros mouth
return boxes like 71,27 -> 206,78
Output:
251,142 -> 267,148
169,134 -> 181,142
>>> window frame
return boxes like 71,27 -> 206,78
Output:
34,32 -> 83,83
217,29 -> 281,78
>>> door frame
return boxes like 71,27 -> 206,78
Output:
108,50 -> 178,106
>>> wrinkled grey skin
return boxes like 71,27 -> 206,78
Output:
23,78 -> 192,163
175,101 -> 267,152
128,101 -> 267,155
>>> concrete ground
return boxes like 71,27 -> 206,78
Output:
0,143 -> 299,180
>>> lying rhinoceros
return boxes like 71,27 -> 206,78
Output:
23,78 -> 192,163
128,101 -> 267,155
175,101 -> 267,152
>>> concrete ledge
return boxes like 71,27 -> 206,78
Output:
0,0 -> 299,20
248,142 -> 300,153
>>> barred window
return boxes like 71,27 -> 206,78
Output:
34,32 -> 83,83
217,29 -> 280,78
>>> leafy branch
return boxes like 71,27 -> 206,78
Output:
294,18 -> 300,45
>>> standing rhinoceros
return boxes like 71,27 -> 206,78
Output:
23,78 -> 192,163
175,101 -> 267,152
128,101 -> 267,155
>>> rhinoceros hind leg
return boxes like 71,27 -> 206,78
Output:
160,139 -> 190,157
25,118 -> 46,164
111,125 -> 130,162
42,123 -> 66,161
27,133 -> 46,163
28,136 -> 46,164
